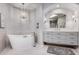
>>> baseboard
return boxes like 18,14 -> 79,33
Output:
43,42 -> 78,49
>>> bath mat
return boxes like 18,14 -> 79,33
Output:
47,46 -> 75,55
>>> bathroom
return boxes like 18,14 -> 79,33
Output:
0,3 -> 79,55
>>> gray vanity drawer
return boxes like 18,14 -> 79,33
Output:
45,37 -> 77,45
47,32 -> 77,35
60,40 -> 77,45
66,32 -> 77,36
43,32 -> 78,45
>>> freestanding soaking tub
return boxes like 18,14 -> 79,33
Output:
8,33 -> 35,50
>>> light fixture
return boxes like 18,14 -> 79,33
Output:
72,15 -> 77,22
20,3 -> 27,22
72,11 -> 78,22
49,14 -> 58,19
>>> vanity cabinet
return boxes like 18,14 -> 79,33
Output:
43,32 -> 78,46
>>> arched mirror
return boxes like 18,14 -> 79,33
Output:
44,8 -> 74,29
49,13 -> 66,28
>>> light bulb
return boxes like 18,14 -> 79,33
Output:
72,15 -> 75,18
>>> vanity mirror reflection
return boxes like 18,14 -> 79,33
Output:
49,14 -> 66,28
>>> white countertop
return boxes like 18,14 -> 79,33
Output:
43,28 -> 79,32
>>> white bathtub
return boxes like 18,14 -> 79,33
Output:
8,34 -> 35,50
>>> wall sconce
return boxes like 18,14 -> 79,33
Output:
72,15 -> 77,22
44,17 -> 47,24
72,11 -> 78,23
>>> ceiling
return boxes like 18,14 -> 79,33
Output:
10,3 -> 41,10
10,3 -> 78,11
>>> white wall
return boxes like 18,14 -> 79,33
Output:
43,3 -> 79,31
0,4 -> 30,34
29,4 -> 44,45
7,6 -> 30,34
0,4 -> 10,32
35,5 -> 44,45
29,10 -> 36,32
0,4 -> 11,47
0,3 -> 79,33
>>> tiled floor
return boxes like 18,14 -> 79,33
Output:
0,45 -> 79,55
72,47 -> 79,55
0,45 -> 53,55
